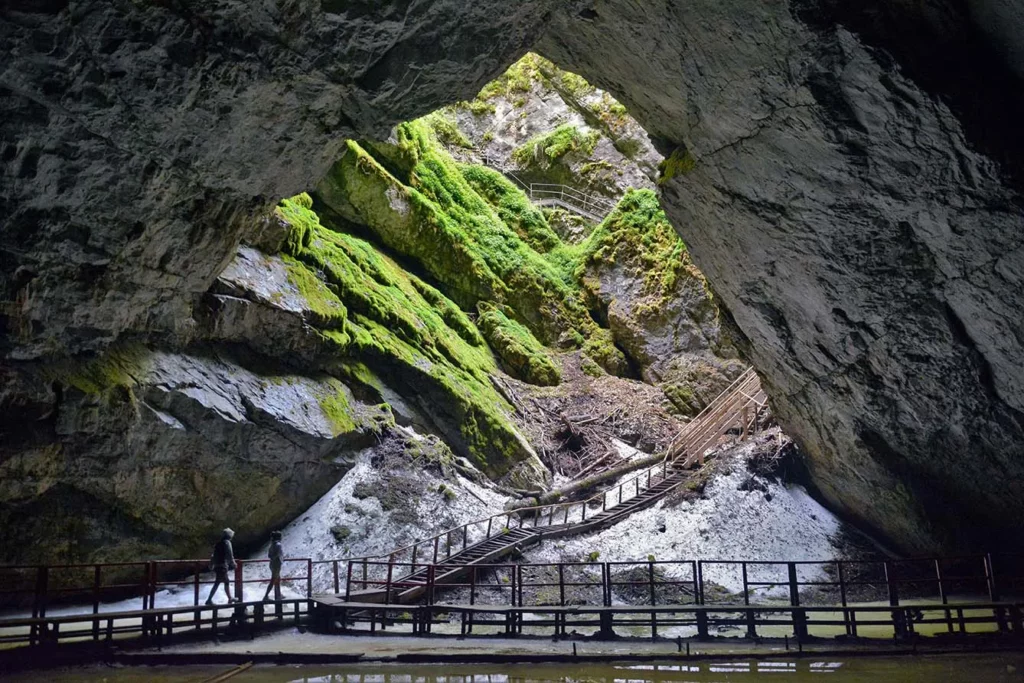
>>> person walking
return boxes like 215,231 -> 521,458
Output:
205,528 -> 238,605
262,531 -> 285,602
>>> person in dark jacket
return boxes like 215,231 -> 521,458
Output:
205,528 -> 237,605
262,530 -> 285,602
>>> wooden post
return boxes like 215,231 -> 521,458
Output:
470,566 -> 477,606
92,565 -> 102,615
433,537 -> 440,564
985,553 -> 1007,632
558,564 -> 565,606
933,560 -> 952,634
427,564 -> 436,606
307,558 -> 313,598
648,560 -> 658,638
741,562 -> 750,606
691,561 -> 700,605
193,567 -> 200,607
362,558 -> 368,591
696,561 -> 705,605
385,561 -> 394,605
618,484 -> 623,505
787,563 -> 801,607
838,561 -> 851,636
581,502 -> 586,522
333,560 -> 340,594
446,531 -> 452,559
486,518 -> 493,538
463,524 -> 469,550
517,564 -> 524,607
345,562 -> 354,601
234,561 -> 244,603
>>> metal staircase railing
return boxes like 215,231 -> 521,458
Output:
471,153 -> 616,222
339,369 -> 768,596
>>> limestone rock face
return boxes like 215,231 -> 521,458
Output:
3,0 -> 1024,555
0,0 -> 558,358
0,346 -> 389,564
539,0 -> 1024,553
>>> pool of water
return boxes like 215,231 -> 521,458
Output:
6,657 -> 1024,682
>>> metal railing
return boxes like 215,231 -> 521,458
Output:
337,369 -> 767,590
472,153 -> 617,222
0,371 -> 766,615
527,183 -> 616,221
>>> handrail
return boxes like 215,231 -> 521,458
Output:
342,369 -> 766,568
468,152 -> 617,221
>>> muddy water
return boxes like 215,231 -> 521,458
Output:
7,657 -> 1024,682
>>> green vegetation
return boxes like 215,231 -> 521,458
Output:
44,344 -> 147,395
658,146 -> 696,184
587,551 -> 601,563
477,303 -> 561,386
422,111 -> 473,149
512,124 -> 600,166
330,525 -> 352,542
578,188 -> 692,299
316,118 -> 624,376
316,381 -> 357,435
277,192 -> 532,475
460,163 -> 560,253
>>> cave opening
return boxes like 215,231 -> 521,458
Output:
2,1 -> 1024,635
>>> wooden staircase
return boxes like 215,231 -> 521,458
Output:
335,368 -> 768,604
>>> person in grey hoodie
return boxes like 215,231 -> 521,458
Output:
262,530 -> 285,602
205,528 -> 237,605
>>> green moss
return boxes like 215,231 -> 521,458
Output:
658,146 -> 697,184
477,303 -> 560,386
512,124 -> 600,166
46,345 -> 147,395
276,191 -> 532,475
421,111 -> 473,149
577,188 -> 692,298
317,381 -> 357,435
318,122 -> 600,348
281,253 -> 348,333
587,551 -> 601,563
459,163 -> 560,253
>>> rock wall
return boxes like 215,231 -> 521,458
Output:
538,0 -> 1024,553
0,344 -> 389,564
3,0 -> 1024,555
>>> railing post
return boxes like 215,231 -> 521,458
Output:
741,562 -> 750,606
581,501 -> 586,522
92,565 -> 102,616
362,558 -> 368,591
149,561 -> 158,610
193,566 -> 200,607
345,562 -> 353,601
558,563 -> 566,606
788,562 -> 800,607
385,560 -> 394,605
985,553 -> 1007,632
463,524 -> 469,550
648,560 -> 657,606
333,560 -> 340,594
470,566 -> 477,606
307,558 -> 313,598
427,564 -> 436,606
486,518 -> 493,538
433,537 -> 440,564
516,564 -> 524,607
234,560 -> 244,603
697,561 -> 705,605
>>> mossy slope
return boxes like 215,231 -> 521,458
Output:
314,119 -> 625,372
276,195 -> 541,479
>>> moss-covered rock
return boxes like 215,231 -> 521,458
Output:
477,303 -> 561,386
314,119 -> 627,375
276,195 -> 543,480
